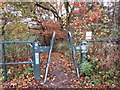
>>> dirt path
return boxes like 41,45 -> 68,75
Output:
40,52 -> 81,88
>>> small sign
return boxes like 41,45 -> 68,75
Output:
76,46 -> 80,50
35,53 -> 39,64
86,31 -> 92,40
35,59 -> 39,64
75,46 -> 81,51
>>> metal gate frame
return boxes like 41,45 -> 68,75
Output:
0,41 -> 35,81
68,31 -> 120,78
68,31 -> 80,78
0,32 -> 56,82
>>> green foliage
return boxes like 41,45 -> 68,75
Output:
91,79 -> 101,85
80,59 -> 119,86
6,67 -> 21,81
5,66 -> 33,81
0,69 -> 4,82
80,61 -> 93,76
4,35 -> 36,64
7,67 -> 18,81
4,44 -> 30,63
65,50 -> 72,57
85,76 -> 90,80
108,80 -> 113,83
23,67 -> 33,76
110,28 -> 120,39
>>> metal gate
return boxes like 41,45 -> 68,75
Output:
0,32 -> 55,82
68,31 -> 120,78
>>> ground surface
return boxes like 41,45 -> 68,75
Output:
0,52 -> 119,88
41,52 -> 81,88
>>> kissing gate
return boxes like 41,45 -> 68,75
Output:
68,31 -> 120,78
0,32 -> 55,83
0,31 -> 120,82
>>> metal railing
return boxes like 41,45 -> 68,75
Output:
68,31 -> 120,78
0,32 -> 56,82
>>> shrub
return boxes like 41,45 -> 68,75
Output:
80,61 -> 93,76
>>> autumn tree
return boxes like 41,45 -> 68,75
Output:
105,1 -> 120,39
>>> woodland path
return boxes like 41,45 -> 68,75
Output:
40,52 -> 81,88
1,52 -> 110,88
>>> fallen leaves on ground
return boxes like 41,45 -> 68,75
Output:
0,52 -> 119,88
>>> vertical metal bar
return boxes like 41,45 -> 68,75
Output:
32,42 -> 40,80
68,31 -> 80,78
2,43 -> 7,81
44,32 -> 55,83
72,48 -> 80,78
32,42 -> 35,79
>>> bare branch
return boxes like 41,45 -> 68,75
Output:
35,2 -> 61,20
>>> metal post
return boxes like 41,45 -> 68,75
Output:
44,32 -> 55,83
81,41 -> 88,63
68,31 -> 80,79
33,42 -> 40,80
2,43 -> 7,81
